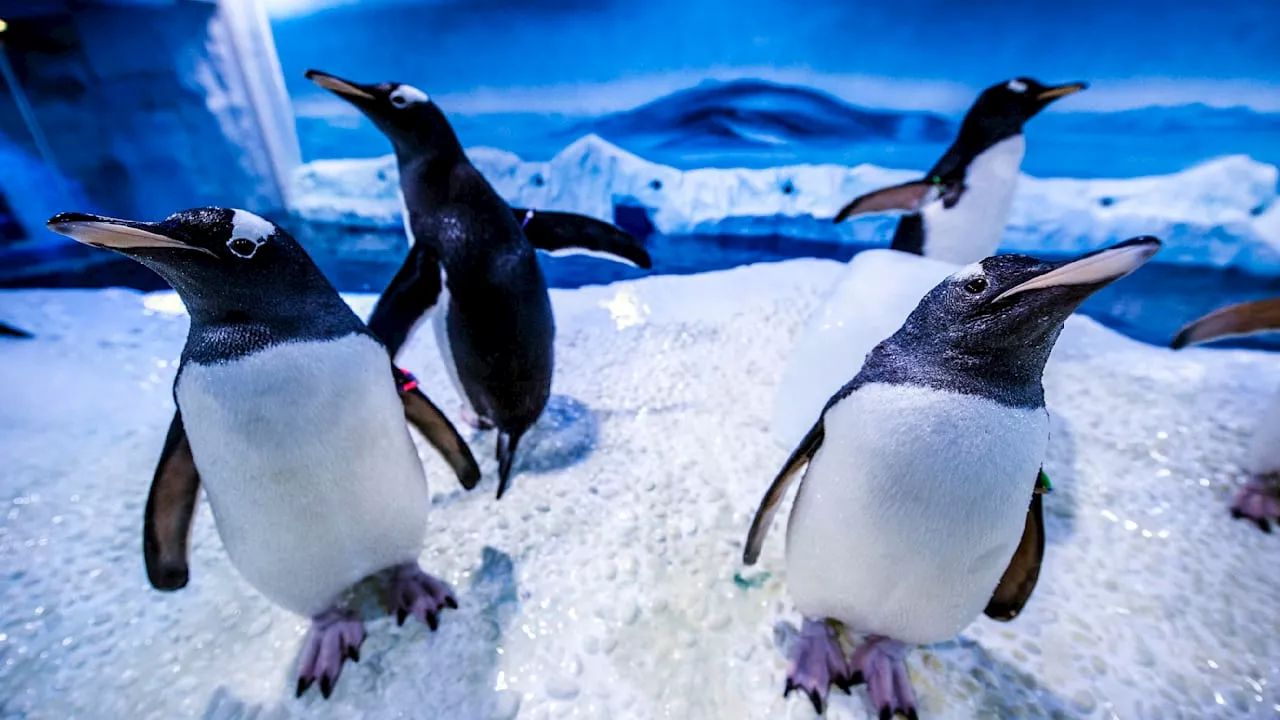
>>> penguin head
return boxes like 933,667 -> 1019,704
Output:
46,208 -> 337,324
899,236 -> 1160,365
305,69 -> 460,157
961,77 -> 1088,144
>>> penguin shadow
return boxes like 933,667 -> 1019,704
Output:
1042,414 -> 1082,544
199,547 -> 521,720
470,394 -> 600,482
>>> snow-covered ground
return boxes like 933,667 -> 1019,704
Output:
291,135 -> 1280,272
2,260 -> 1279,719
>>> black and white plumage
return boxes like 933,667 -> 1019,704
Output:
306,69 -> 652,499
47,207 -> 480,699
834,78 -> 1087,264
744,237 -> 1161,717
1171,297 -> 1280,532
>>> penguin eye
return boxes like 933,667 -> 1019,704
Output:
228,237 -> 258,259
390,92 -> 408,107
964,277 -> 989,294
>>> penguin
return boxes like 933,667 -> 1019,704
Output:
833,78 -> 1087,265
1171,297 -> 1280,532
743,236 -> 1161,717
305,69 -> 653,499
47,207 -> 482,700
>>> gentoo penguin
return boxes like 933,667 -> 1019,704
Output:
833,78 -> 1087,265
744,237 -> 1161,717
306,69 -> 652,499
1172,297 -> 1280,532
47,207 -> 480,699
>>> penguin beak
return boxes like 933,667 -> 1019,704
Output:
1171,298 -> 1280,349
46,212 -> 216,257
305,69 -> 378,102
1036,82 -> 1088,103
994,236 -> 1161,303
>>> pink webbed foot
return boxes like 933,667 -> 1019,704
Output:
296,609 -> 365,700
784,618 -> 854,715
388,563 -> 458,630
849,636 -> 918,720
1230,474 -> 1280,533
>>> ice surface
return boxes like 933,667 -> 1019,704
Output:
290,135 -> 1280,271
2,263 -> 1280,719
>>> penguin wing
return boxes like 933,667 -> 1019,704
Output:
1,322 -> 32,338
743,418 -> 826,565
832,180 -> 942,223
1171,297 -> 1280,349
511,207 -> 653,269
984,489 -> 1046,621
394,366 -> 482,490
144,411 -> 202,591
366,248 -> 444,359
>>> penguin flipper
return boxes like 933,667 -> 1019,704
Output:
367,250 -> 444,359
0,322 -> 32,338
1171,297 -> 1280,349
832,181 -> 940,223
512,207 -> 653,269
395,366 -> 482,491
984,490 -> 1045,621
743,419 -> 825,565
144,411 -> 201,591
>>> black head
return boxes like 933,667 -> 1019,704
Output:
866,236 -> 1161,407
305,69 -> 462,161
46,208 -> 352,334
959,77 -> 1088,146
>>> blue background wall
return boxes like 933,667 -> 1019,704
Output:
271,0 -> 1280,176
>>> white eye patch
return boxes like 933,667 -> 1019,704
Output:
1007,79 -> 1028,93
228,208 -> 273,259
952,262 -> 986,282
389,84 -> 430,107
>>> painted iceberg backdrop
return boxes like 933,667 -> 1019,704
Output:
293,134 -> 1280,273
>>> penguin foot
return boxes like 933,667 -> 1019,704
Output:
783,617 -> 853,715
388,563 -> 458,629
295,609 -> 365,700
848,636 -> 917,720
1229,474 -> 1280,533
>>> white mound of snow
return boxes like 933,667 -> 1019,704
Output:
291,134 -> 1280,271
4,261 -> 1278,718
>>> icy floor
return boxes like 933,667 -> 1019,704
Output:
1,260 -> 1279,719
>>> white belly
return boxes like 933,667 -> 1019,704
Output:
176,333 -> 431,617
431,277 -> 472,415
920,135 -> 1024,264
1247,388 -> 1280,475
785,382 -> 1048,644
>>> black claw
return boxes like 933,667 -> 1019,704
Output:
347,645 -> 360,663
847,670 -> 865,686
319,675 -> 333,699
1231,508 -> 1244,519
783,679 -> 795,698
396,608 -> 408,626
906,708 -> 920,720
807,688 -> 825,715
1257,518 -> 1272,533
426,610 -> 438,631
444,595 -> 458,610
296,677 -> 313,698
879,706 -> 892,720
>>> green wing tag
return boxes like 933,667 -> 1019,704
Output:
1035,469 -> 1053,494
